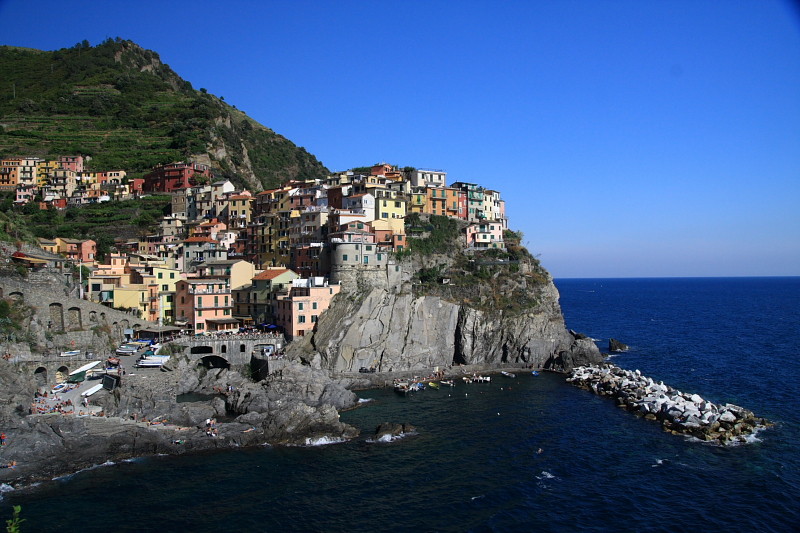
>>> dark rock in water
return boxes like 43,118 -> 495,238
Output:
569,329 -> 587,340
375,422 -> 416,439
609,338 -> 629,352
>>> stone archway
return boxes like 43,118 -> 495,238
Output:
199,355 -> 230,369
34,366 -> 48,386
190,345 -> 214,355
89,310 -> 98,323
55,365 -> 69,383
9,291 -> 22,300
50,303 -> 65,331
67,306 -> 82,331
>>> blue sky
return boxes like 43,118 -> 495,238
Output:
1,0 -> 798,278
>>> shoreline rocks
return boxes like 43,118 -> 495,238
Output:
0,357 -> 360,487
566,364 -> 772,445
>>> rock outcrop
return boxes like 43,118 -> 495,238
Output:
0,355 -> 359,486
374,422 -> 416,441
290,270 -> 602,373
609,338 -> 629,352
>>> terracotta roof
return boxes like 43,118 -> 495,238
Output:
184,236 -> 218,243
253,269 -> 292,281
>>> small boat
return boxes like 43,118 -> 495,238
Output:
59,350 -> 81,358
81,383 -> 104,397
532,371 -> 540,376
501,371 -> 516,378
440,380 -> 455,387
428,381 -> 440,389
472,375 -> 491,383
394,381 -> 411,394
462,376 -> 471,383
51,383 -> 68,394
115,344 -> 139,356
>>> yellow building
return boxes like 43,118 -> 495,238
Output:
375,195 -> 406,232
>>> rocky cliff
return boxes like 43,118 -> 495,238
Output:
288,238 -> 602,373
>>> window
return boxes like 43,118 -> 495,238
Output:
170,272 -> 175,279
312,302 -> 318,310
366,245 -> 372,251
343,254 -> 348,261
298,302 -> 304,311
162,284 -> 168,291
364,256 -> 369,264
311,315 -> 318,323
299,315 -> 306,323
158,272 -> 163,279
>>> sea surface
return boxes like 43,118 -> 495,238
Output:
2,277 -> 799,532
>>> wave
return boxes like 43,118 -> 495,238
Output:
303,436 -> 347,447
536,471 -> 556,480
53,460 -> 117,482
358,398 -> 374,404
366,430 -> 417,444
0,483 -> 14,501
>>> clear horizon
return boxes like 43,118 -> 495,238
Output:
1,0 -> 798,278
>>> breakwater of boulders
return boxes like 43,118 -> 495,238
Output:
567,364 -> 772,445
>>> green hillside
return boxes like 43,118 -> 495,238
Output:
0,38 -> 328,189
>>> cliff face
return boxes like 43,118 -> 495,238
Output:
291,270 -> 601,373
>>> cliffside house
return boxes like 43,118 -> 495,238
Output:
275,277 -> 341,339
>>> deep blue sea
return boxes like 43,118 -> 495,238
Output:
2,277 -> 799,532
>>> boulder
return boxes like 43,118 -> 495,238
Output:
374,422 -> 416,440
609,338 -> 629,353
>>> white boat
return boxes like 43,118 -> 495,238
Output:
501,371 -> 516,378
136,360 -> 164,368
69,361 -> 101,376
115,344 -> 139,356
81,383 -> 104,397
59,350 -> 81,357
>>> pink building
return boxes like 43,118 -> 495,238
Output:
175,278 -> 237,333
465,221 -> 505,250
58,155 -> 84,173
275,278 -> 341,339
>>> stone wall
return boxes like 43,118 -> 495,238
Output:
0,273 -> 153,360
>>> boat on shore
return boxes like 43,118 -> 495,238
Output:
440,380 -> 454,387
472,375 -> 491,383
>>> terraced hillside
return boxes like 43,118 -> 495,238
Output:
0,39 -> 328,189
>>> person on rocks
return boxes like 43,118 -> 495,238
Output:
0,432 -> 6,446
